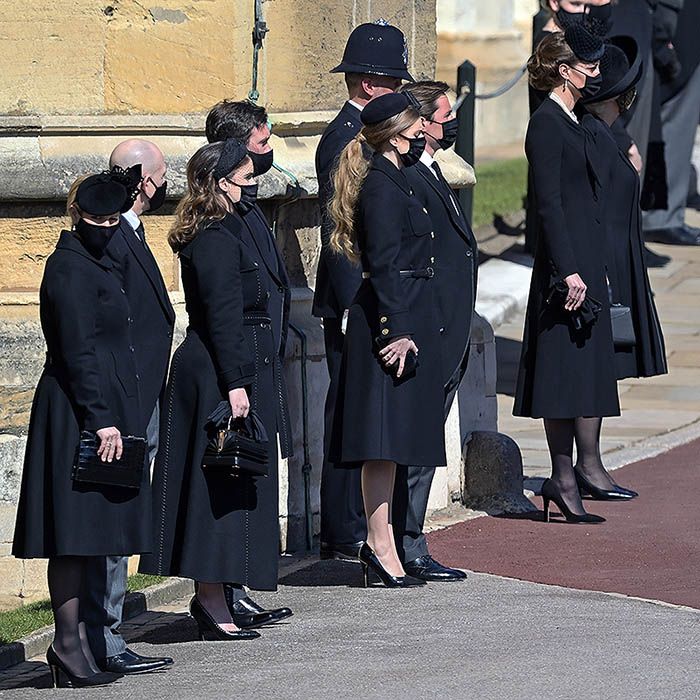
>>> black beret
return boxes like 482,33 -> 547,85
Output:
360,92 -> 418,126
75,174 -> 130,216
565,23 -> 605,64
213,138 -> 248,180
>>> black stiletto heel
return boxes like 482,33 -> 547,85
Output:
574,467 -> 638,500
540,479 -> 606,524
189,596 -> 260,641
46,645 -> 121,688
358,543 -> 426,588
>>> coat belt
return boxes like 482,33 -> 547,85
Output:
243,313 -> 272,326
361,267 -> 435,280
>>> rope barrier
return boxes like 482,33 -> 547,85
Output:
454,62 -> 528,111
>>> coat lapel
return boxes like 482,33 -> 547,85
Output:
56,230 -> 113,270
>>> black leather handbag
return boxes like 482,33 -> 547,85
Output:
202,402 -> 269,477
610,304 -> 636,347
72,431 -> 147,489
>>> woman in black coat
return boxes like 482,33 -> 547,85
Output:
12,174 -> 147,687
329,93 -> 443,587
514,27 -> 619,523
575,36 -> 667,498
139,140 -> 292,640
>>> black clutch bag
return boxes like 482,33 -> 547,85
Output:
547,280 -> 603,331
72,431 -> 146,489
202,402 -> 269,477
610,304 -> 636,347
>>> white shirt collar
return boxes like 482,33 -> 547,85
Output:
419,149 -> 439,177
122,209 -> 142,239
347,99 -> 364,113
548,92 -> 579,124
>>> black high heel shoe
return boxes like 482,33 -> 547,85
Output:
574,467 -> 638,500
541,479 -> 606,524
46,645 -> 121,688
358,543 -> 426,588
189,596 -> 260,641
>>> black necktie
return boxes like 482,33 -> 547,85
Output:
431,162 -> 461,216
136,222 -> 146,246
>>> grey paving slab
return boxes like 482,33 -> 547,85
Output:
1,564 -> 698,700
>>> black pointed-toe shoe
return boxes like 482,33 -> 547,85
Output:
98,648 -> 173,675
541,479 -> 605,524
224,587 -> 293,629
359,543 -> 426,588
47,646 -> 121,688
574,467 -> 638,501
403,555 -> 467,582
189,596 -> 260,641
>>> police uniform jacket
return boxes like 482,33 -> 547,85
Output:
404,157 -> 478,397
312,101 -> 364,319
139,213 -> 291,589
330,154 -> 446,468
13,231 -> 152,558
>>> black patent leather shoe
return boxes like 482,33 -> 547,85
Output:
189,596 -> 260,641
643,245 -> 671,268
645,225 -> 700,246
320,541 -> 364,561
403,555 -> 467,582
541,479 -> 605,524
47,646 -> 122,688
98,648 -> 173,675
224,588 -> 293,628
359,543 -> 426,588
575,468 -> 638,501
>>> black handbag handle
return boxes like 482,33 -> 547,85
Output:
228,411 -> 268,444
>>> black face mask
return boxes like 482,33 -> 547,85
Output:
578,72 -> 604,101
75,218 -> 119,257
397,135 -> 426,167
235,183 -> 259,214
145,180 -> 167,213
436,118 -> 459,149
249,149 -> 274,176
587,3 -> 612,34
556,8 -> 585,30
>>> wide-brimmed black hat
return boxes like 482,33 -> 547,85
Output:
75,174 -> 131,215
582,35 -> 643,105
330,20 -> 414,82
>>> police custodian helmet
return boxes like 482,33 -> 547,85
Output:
330,19 -> 414,82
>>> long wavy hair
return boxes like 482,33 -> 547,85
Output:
168,142 -> 242,253
329,106 -> 420,263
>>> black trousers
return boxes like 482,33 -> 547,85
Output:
320,317 -> 366,545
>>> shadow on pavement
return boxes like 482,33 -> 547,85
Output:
279,560 -> 364,588
495,336 -> 522,396
0,661 -> 51,690
125,612 -> 199,646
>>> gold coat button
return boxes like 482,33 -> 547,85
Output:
382,328 -> 389,336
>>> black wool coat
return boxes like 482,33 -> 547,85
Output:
404,159 -> 478,396
139,213 -> 291,589
330,155 -> 446,468
312,101 -> 364,319
587,115 -> 668,380
514,99 -> 620,419
107,216 -> 175,427
13,231 -> 152,558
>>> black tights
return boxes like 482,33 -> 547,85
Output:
543,417 -> 614,515
48,557 -> 99,677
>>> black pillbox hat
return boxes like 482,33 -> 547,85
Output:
360,92 -> 418,126
75,174 -> 130,216
565,23 -> 605,63
213,139 -> 248,180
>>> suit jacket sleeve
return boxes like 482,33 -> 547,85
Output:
47,265 -> 116,431
190,226 -> 256,391
317,128 -> 363,311
526,113 -> 579,280
359,178 -> 413,340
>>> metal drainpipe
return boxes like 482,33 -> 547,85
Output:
271,166 -> 314,552
249,0 -> 269,103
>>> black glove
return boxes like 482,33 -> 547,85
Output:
654,42 -> 682,83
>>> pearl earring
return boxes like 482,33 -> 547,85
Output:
564,78 -> 569,92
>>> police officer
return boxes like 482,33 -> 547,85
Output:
313,21 -> 413,562
392,81 -> 477,581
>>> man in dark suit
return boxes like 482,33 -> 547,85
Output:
313,22 -> 414,562
205,100 -> 295,630
390,81 -> 477,581
80,139 -> 175,675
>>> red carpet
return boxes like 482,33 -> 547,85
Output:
427,438 -> 700,609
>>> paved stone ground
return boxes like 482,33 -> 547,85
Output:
495,207 -> 700,480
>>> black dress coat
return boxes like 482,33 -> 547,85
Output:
312,101 -> 364,319
404,159 -> 478,395
13,231 -> 151,558
107,216 -> 175,427
330,155 -> 446,468
139,213 -> 291,589
514,99 -> 620,419
587,116 -> 668,380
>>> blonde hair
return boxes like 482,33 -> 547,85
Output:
168,143 -> 249,253
329,107 -> 419,262
66,174 -> 89,225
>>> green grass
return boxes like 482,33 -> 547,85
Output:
0,573 -> 167,645
472,157 -> 528,230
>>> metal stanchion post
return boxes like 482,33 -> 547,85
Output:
456,60 -> 476,225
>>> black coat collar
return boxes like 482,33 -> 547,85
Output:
55,230 -> 113,270
369,153 -> 413,197
341,101 -> 362,122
